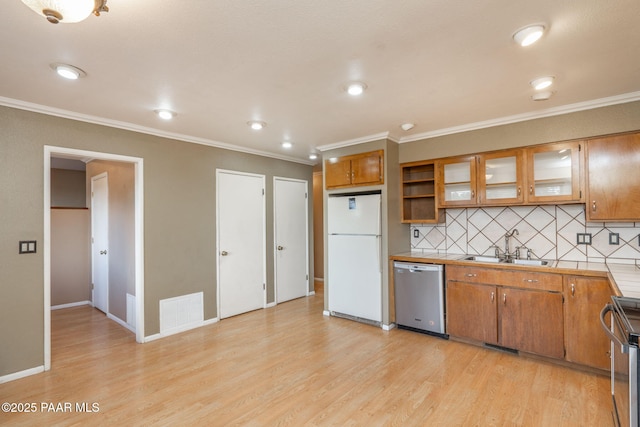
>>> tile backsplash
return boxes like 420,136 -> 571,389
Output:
411,205 -> 640,264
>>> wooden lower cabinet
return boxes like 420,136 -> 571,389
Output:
564,276 -> 612,370
446,267 -> 564,360
499,287 -> 564,359
447,281 -> 498,344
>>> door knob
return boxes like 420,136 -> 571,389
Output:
221,251 -> 228,256
277,246 -> 284,251
100,250 -> 107,255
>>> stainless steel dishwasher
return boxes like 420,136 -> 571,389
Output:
393,262 -> 447,338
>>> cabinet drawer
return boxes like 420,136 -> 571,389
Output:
447,265 -> 562,292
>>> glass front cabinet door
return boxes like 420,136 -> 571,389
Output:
438,156 -> 477,207
478,149 -> 524,205
526,142 -> 582,203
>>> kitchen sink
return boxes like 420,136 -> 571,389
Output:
505,258 -> 551,266
462,255 -> 502,263
462,255 -> 551,266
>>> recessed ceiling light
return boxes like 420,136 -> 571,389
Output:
532,91 -> 553,101
281,142 -> 292,149
513,25 -> 545,47
248,120 -> 266,130
400,123 -> 415,131
154,109 -> 176,120
51,63 -> 86,80
346,82 -> 367,96
309,153 -> 318,160
531,76 -> 554,90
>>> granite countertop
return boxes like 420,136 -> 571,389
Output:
390,251 -> 640,298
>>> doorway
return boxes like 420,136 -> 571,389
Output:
216,169 -> 266,319
274,177 -> 309,303
44,146 -> 144,371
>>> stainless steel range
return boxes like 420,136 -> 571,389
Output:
601,296 -> 640,427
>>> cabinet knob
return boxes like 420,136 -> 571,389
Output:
592,201 -> 597,211
529,185 -> 533,195
523,279 -> 539,283
465,273 -> 477,277
571,283 -> 575,296
503,293 -> 507,304
491,291 -> 495,303
518,186 -> 521,196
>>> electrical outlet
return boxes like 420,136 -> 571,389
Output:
413,229 -> 419,238
609,233 -> 620,245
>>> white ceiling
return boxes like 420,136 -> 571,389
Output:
2,1 -> 639,164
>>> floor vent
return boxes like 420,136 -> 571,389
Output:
160,292 -> 204,335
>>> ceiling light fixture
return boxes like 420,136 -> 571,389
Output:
309,153 -> 318,160
531,76 -> 554,90
400,123 -> 415,131
531,91 -> 553,101
346,82 -> 367,96
21,0 -> 109,24
513,24 -> 545,47
247,120 -> 266,130
51,63 -> 86,80
155,109 -> 176,120
281,142 -> 292,149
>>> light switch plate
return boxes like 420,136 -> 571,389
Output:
19,240 -> 37,254
576,233 -> 592,245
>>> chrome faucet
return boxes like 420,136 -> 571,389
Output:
504,229 -> 519,258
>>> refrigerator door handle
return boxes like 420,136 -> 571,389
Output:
377,235 -> 382,273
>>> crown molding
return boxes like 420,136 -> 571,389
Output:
398,91 -> 640,143
0,97 -> 315,166
316,132 -> 391,152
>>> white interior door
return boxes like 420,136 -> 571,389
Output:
91,173 -> 109,313
217,170 -> 266,319
274,178 -> 309,303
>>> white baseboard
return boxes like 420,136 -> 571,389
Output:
0,365 -> 45,384
323,310 -> 331,316
308,290 -> 316,296
266,301 -> 276,308
382,323 -> 396,331
51,301 -> 91,310
203,317 -> 219,326
107,313 -> 135,333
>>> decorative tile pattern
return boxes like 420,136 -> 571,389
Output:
410,204 -> 640,263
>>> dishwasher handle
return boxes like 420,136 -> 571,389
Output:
394,262 -> 442,273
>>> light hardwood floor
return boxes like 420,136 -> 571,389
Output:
0,289 -> 613,426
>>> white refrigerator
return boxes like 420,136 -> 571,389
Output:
327,193 -> 382,323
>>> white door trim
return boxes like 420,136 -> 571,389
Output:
215,169 -> 267,318
44,146 -> 145,372
273,176 -> 310,302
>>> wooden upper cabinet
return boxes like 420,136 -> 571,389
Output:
526,141 -> 583,204
437,155 -> 477,207
586,132 -> 640,221
325,150 -> 383,189
478,149 -> 525,206
400,161 -> 442,223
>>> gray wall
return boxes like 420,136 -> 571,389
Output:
51,168 -> 86,207
0,105 -> 313,377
